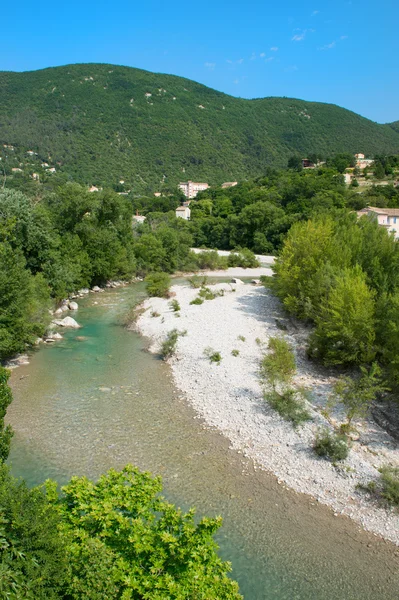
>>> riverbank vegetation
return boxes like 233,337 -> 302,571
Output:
0,368 -> 241,599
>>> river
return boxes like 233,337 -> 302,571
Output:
7,283 -> 399,599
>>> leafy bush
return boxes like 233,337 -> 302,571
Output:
361,466 -> 399,508
190,297 -> 204,305
194,251 -> 228,271
169,299 -> 180,312
237,335 -> 246,342
231,349 -> 239,357
379,466 -> 399,506
265,388 -> 312,426
199,286 -> 217,300
332,363 -> 385,431
145,272 -> 171,297
259,337 -> 296,389
227,248 -> 260,268
160,329 -> 179,360
188,274 -> 208,288
313,427 -> 349,461
204,347 -> 222,364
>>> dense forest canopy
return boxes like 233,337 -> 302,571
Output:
1,63 -> 399,192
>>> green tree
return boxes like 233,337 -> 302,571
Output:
53,465 -> 242,599
0,368 -> 13,462
309,267 -> 376,365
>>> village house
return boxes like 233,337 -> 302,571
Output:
175,205 -> 191,220
357,206 -> 399,239
355,153 -> 374,170
179,180 -> 209,199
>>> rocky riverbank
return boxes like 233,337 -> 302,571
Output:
136,280 -> 399,545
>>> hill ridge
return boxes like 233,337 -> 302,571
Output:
1,63 -> 398,192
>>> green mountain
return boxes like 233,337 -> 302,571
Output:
1,63 -> 399,192
389,121 -> 399,134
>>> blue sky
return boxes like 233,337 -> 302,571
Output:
2,0 -> 398,123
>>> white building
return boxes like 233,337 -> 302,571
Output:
179,180 -> 209,199
175,205 -> 191,220
357,206 -> 399,239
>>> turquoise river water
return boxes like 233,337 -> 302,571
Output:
7,283 -> 399,599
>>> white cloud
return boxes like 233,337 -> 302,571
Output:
204,62 -> 216,70
270,46 -> 278,52
237,58 -> 244,64
233,78 -> 239,84
340,35 -> 348,40
265,57 -> 274,62
250,52 -> 257,60
285,65 -> 298,72
226,59 -> 233,64
311,10 -> 319,16
319,40 -> 336,50
260,52 -> 266,58
292,31 -> 306,41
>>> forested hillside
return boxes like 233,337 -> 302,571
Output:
389,121 -> 399,134
1,63 -> 399,192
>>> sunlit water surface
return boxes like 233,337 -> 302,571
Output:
7,284 -> 399,599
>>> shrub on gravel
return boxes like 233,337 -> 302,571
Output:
204,347 -> 222,365
160,329 -> 186,360
313,427 -> 349,461
362,466 -> 399,507
190,297 -> 204,305
169,299 -> 180,312
231,349 -> 239,357
145,272 -> 171,298
259,337 -> 296,389
265,388 -> 311,427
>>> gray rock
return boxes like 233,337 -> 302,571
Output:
91,285 -> 102,292
78,288 -> 90,295
231,278 -> 244,284
51,317 -> 81,329
54,308 -> 63,316
68,301 -> 79,310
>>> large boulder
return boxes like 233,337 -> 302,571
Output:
78,288 -> 90,295
231,278 -> 244,284
52,317 -> 81,329
91,285 -> 102,292
68,301 -> 79,310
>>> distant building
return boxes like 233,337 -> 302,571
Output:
302,158 -> 316,169
357,206 -> 399,239
179,181 -> 209,199
175,205 -> 191,220
355,153 -> 374,169
343,173 -> 353,185
221,181 -> 238,188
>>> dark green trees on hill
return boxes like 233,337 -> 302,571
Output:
1,63 -> 399,191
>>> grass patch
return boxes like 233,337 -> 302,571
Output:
265,388 -> 312,427
204,347 -> 222,365
150,311 -> 160,318
313,427 -> 349,461
237,335 -> 246,342
231,349 -> 239,357
169,299 -> 180,312
190,297 -> 204,305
